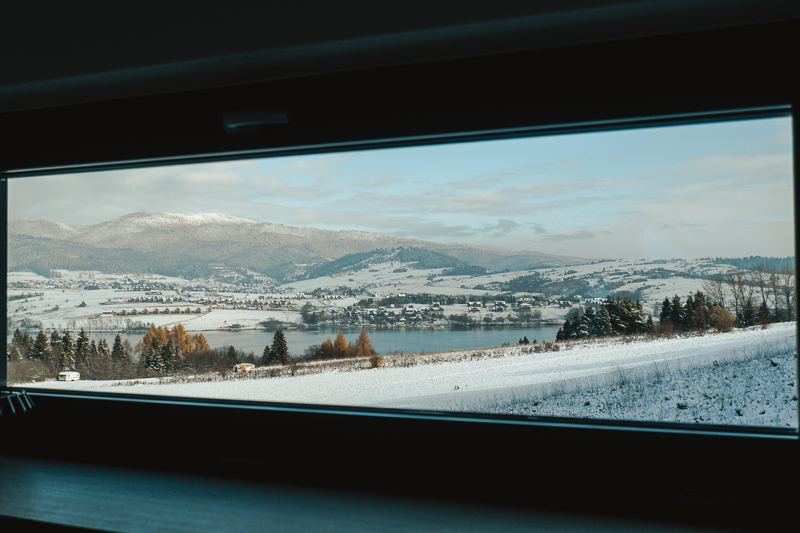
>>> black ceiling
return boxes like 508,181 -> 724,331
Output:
2,0 -> 799,113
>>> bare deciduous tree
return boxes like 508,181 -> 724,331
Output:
749,263 -> 771,311
701,273 -> 726,307
767,265 -> 781,319
725,270 -> 747,319
780,265 -> 796,321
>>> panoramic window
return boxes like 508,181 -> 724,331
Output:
6,116 -> 797,428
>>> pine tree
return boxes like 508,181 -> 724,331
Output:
111,334 -> 125,361
12,328 -> 24,349
683,296 -> 696,330
555,323 -> 566,341
162,340 -> 176,373
97,338 -> 110,358
741,297 -> 756,327
8,345 -> 21,361
224,345 -> 237,367
261,343 -> 272,366
669,295 -> 683,329
89,339 -> 99,359
144,339 -> 164,372
597,307 -> 614,336
60,330 -> 75,371
50,330 -> 62,369
659,296 -> 672,324
583,306 -> 598,337
31,331 -> 50,360
268,330 -> 291,365
75,328 -> 90,365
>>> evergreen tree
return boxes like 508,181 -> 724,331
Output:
597,307 -> 614,336
669,295 -> 683,328
162,339 -> 176,373
555,317 -> 571,341
144,339 -> 164,372
659,296 -> 672,324
261,342 -> 272,366
98,338 -> 110,358
89,339 -> 99,359
757,300 -> 771,323
111,334 -> 125,361
645,315 -> 655,332
75,328 -> 90,365
633,300 -> 645,332
224,345 -> 237,367
583,306 -> 598,337
60,330 -> 75,371
12,328 -> 24,350
683,296 -> 696,330
741,297 -> 756,327
8,345 -> 21,361
575,318 -> 590,339
31,330 -> 50,360
49,330 -> 62,369
268,330 -> 291,365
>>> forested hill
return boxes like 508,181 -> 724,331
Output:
302,248 -> 476,279
8,212 -> 590,280
706,256 -> 795,271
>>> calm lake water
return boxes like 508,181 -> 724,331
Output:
20,325 -> 561,358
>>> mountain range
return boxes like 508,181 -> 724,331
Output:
8,212 -> 589,282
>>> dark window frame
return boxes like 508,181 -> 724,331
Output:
2,20 -> 798,531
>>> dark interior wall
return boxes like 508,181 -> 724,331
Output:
2,1 -> 799,112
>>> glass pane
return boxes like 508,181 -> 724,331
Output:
7,117 -> 797,428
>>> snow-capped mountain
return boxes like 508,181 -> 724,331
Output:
8,211 -> 589,280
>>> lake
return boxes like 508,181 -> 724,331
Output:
18,325 -> 561,358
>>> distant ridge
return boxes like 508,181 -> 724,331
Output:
8,212 -> 590,281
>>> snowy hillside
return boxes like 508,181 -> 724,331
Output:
29,323 -> 797,427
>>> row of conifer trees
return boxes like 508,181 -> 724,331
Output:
8,327 -> 139,380
556,291 -> 738,341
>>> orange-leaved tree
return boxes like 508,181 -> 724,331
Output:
169,323 -> 193,358
192,333 -> 210,352
333,331 -> 348,359
354,328 -> 374,357
319,338 -> 334,359
142,325 -> 169,353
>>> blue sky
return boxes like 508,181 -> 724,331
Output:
9,116 -> 794,260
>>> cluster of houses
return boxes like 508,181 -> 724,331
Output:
467,300 -> 512,313
353,304 -> 436,325
122,294 -> 185,304
194,296 -> 298,310
98,307 -> 203,317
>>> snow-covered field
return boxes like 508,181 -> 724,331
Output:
28,323 -> 798,427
